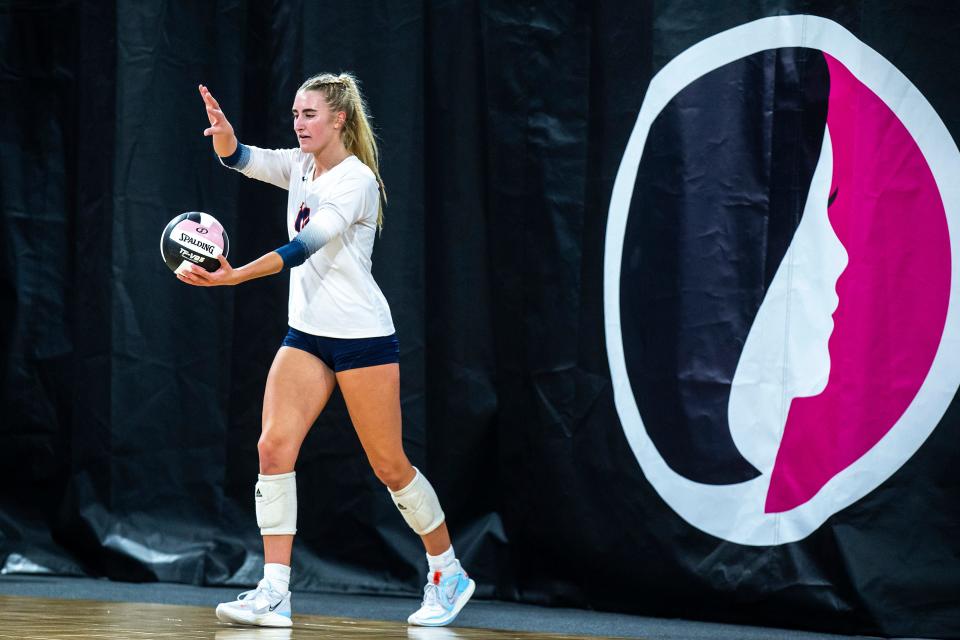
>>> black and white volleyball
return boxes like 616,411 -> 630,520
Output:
160,212 -> 229,273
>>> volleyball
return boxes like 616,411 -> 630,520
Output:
160,211 -> 230,274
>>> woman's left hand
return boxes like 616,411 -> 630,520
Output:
176,255 -> 239,287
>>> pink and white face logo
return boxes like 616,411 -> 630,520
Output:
604,16 -> 960,545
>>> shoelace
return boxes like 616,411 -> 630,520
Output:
236,580 -> 281,613
237,583 -> 267,601
420,582 -> 442,609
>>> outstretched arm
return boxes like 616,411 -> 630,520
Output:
176,179 -> 364,287
177,252 -> 283,287
202,83 -> 296,188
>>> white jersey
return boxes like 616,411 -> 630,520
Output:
224,146 -> 395,339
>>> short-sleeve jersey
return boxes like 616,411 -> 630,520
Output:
226,146 -> 395,338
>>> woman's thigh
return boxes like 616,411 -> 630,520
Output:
336,363 -> 412,488
260,345 -> 338,473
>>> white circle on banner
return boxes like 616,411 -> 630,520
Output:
603,15 -> 960,545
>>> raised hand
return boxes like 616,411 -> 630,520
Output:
199,84 -> 238,157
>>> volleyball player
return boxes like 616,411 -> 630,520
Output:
178,73 -> 474,628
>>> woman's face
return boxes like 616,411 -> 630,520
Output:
292,90 -> 344,155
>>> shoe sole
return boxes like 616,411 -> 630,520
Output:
215,604 -> 293,628
408,578 -> 476,627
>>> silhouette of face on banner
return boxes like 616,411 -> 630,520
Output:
605,15 -> 960,545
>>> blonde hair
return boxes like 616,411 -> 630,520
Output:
298,72 -> 387,229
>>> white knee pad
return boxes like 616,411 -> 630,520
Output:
255,472 -> 297,535
389,467 -> 445,535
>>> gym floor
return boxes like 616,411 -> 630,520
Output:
0,576 -> 900,640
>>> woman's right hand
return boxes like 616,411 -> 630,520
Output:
199,84 -> 238,157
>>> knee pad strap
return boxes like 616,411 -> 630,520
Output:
255,472 -> 297,535
389,467 -> 445,535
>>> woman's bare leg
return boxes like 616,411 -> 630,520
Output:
259,346 -> 337,565
336,363 -> 452,555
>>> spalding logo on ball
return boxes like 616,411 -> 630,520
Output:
160,212 -> 229,274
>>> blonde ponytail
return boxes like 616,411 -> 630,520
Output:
298,72 -> 387,229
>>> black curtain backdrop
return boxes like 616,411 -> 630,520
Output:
2,1 -> 958,637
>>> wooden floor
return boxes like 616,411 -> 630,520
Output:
0,595 -> 622,640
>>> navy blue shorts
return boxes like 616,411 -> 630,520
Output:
281,327 -> 400,372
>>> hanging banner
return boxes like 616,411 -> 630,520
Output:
605,14 -> 959,545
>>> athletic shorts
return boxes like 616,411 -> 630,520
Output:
281,326 -> 400,372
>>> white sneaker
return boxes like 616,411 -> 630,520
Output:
407,561 -> 476,627
215,579 -> 293,628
